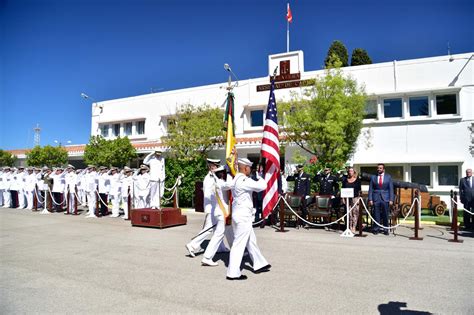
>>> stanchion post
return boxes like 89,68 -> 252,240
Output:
355,194 -> 367,237
450,190 -> 455,231
276,195 -> 288,233
66,188 -> 69,213
448,191 -> 463,243
173,187 -> 178,209
47,191 -> 52,211
95,187 -> 99,216
34,185 -> 38,211
74,187 -> 78,215
409,190 -> 423,240
126,187 -> 131,220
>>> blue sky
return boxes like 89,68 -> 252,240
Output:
1,0 -> 473,150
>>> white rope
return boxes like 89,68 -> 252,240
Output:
34,188 -> 45,202
252,195 -> 282,226
282,196 -> 356,227
451,198 -> 474,215
165,176 -> 182,191
359,197 -> 417,230
48,190 -> 67,206
95,189 -> 113,209
161,188 -> 177,202
134,181 -> 151,191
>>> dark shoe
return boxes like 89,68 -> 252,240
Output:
226,275 -> 247,281
64,212 -> 69,215
372,230 -> 379,235
383,231 -> 389,235
254,264 -> 272,274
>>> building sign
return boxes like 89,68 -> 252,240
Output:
257,59 -> 310,92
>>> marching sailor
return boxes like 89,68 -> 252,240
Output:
186,158 -> 229,258
200,164 -> 234,266
143,150 -> 165,209
226,158 -> 270,280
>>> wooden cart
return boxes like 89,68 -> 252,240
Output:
396,188 -> 447,217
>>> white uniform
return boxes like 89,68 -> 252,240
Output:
134,171 -> 150,209
84,170 -> 98,217
108,172 -> 121,217
49,170 -> 66,211
143,152 -> 165,209
0,170 -> 4,206
201,173 -> 234,260
76,171 -> 86,205
24,172 -> 37,209
120,173 -> 134,219
13,170 -> 26,208
65,171 -> 78,214
3,171 -> 12,207
227,172 -> 269,278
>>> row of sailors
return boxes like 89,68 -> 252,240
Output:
0,164 -> 161,219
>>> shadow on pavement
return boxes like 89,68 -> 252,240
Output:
378,301 -> 431,314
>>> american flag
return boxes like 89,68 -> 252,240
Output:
261,80 -> 280,218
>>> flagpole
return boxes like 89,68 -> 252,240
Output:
287,3 -> 289,52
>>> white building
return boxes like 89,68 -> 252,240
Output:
11,51 -> 474,204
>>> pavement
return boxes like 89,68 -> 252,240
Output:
1,207 -> 473,314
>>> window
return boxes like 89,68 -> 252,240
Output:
250,110 -> 264,127
411,166 -> 430,186
409,96 -> 429,116
100,124 -> 109,137
137,121 -> 145,135
436,94 -> 457,115
364,99 -> 377,119
438,165 -> 458,185
124,122 -> 132,136
383,98 -> 402,118
112,123 -> 120,137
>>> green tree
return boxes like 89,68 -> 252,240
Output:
162,104 -> 223,160
0,149 -> 17,166
279,61 -> 366,171
350,48 -> 372,66
324,40 -> 349,67
26,145 -> 68,167
84,136 -> 137,167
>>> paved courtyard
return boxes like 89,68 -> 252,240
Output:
1,207 -> 473,314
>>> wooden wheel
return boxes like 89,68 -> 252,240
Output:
433,204 -> 445,216
400,203 -> 411,217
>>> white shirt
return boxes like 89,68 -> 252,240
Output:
84,171 -> 98,192
98,173 -> 110,194
108,173 -> 121,196
203,172 -> 232,215
230,172 -> 266,223
65,171 -> 78,192
134,172 -> 150,197
120,174 -> 134,197
143,152 -> 165,181
24,173 -> 37,191
1,171 -> 12,190
50,171 -> 66,193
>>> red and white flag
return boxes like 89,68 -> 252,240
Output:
261,80 -> 280,218
286,3 -> 293,23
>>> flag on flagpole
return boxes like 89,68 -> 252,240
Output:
286,3 -> 293,23
224,92 -> 237,176
261,79 -> 280,218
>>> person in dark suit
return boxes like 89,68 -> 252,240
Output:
368,164 -> 394,235
293,164 -> 311,222
459,168 -> 474,230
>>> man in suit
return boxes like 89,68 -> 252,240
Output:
293,164 -> 311,223
459,168 -> 474,230
368,163 -> 394,235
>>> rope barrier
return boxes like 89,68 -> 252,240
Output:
359,197 -> 417,230
95,189 -> 113,209
34,188 -> 45,203
161,188 -> 177,202
282,196 -> 357,227
134,181 -> 151,191
451,198 -> 474,215
165,176 -> 182,191
48,190 -> 67,206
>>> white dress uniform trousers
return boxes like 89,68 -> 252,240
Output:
227,173 -> 269,278
143,152 -> 165,209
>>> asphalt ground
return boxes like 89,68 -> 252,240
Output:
1,207 -> 473,314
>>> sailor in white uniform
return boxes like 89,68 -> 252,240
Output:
1,167 -> 12,207
143,150 -> 165,209
24,168 -> 37,210
186,158 -> 229,258
84,165 -> 98,218
64,165 -> 78,214
108,167 -> 121,217
226,158 -> 271,280
134,165 -> 150,209
120,167 -> 134,220
200,165 -> 234,266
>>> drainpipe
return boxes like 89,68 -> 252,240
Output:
393,60 -> 398,92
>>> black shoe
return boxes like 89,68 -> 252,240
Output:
372,230 -> 379,235
383,231 -> 389,235
226,275 -> 247,281
254,264 -> 272,274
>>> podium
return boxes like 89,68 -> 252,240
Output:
131,208 -> 187,229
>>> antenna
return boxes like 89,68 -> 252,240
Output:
33,123 -> 41,146
448,41 -> 454,62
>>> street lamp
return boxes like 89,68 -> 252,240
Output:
81,92 -> 103,113
224,63 -> 239,90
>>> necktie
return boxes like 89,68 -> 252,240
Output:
378,175 -> 383,188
